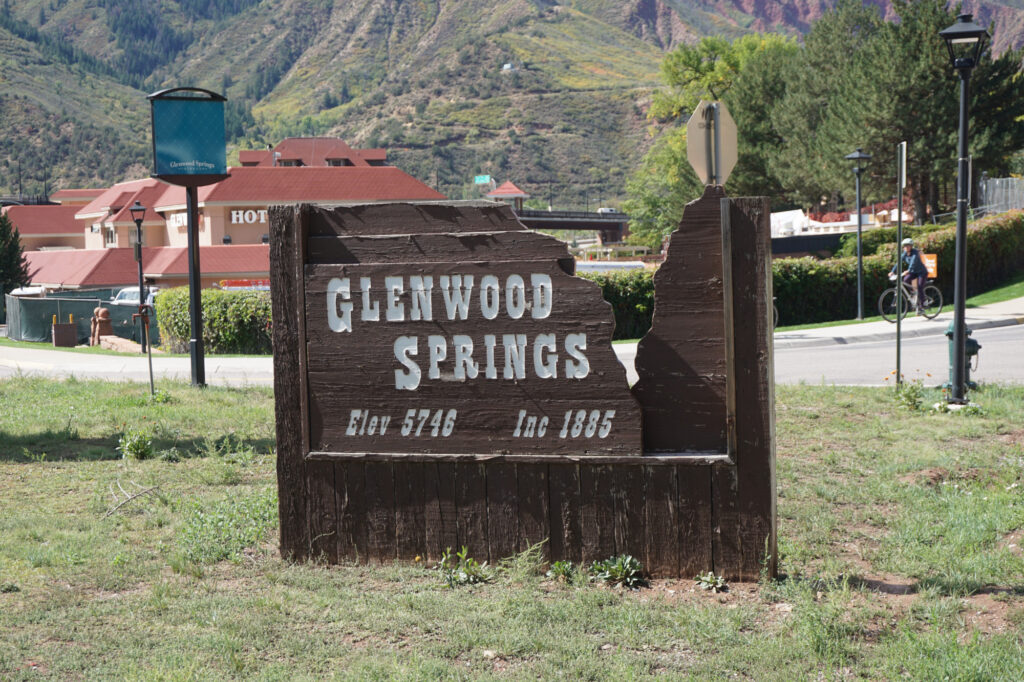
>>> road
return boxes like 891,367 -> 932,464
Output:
772,324 -> 1024,386
2,324 -> 1021,388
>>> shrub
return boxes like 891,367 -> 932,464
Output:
579,269 -> 654,340
155,287 -> 272,354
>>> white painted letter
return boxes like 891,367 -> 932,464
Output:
409,275 -> 433,321
231,210 -> 244,224
505,274 -> 526,319
480,275 -> 500,320
484,334 -> 497,379
385,276 -> 405,321
531,274 -> 552,319
427,335 -> 447,380
533,333 -> 557,378
452,335 -> 478,380
440,275 -> 474,320
503,333 -> 527,379
360,277 -> 380,321
327,277 -> 352,332
394,336 -> 421,390
564,333 -> 589,379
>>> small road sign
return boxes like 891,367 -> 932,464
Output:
686,100 -> 738,186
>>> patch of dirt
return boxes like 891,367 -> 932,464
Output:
999,429 -> 1024,447
959,593 -> 1024,637
898,466 -> 984,487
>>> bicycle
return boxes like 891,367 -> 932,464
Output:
877,274 -> 943,322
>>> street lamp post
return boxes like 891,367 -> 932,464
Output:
940,14 -> 989,404
845,148 -> 872,320
129,200 -> 147,353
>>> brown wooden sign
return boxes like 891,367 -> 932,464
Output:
271,197 -> 776,579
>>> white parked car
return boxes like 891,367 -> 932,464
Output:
111,287 -> 158,307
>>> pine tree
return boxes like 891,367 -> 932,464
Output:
0,210 -> 30,300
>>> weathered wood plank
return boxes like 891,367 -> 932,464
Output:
394,462 -> 427,561
308,202 -> 527,237
269,204 -> 311,560
546,463 -> 581,563
337,460 -> 367,562
306,460 -> 338,562
363,461 -> 397,563
632,186 -> 729,454
422,462 -> 445,563
485,462 -> 519,562
516,464 -> 550,555
679,467 -> 714,577
613,464 -> 645,560
308,231 -> 569,265
715,197 -> 777,580
454,462 -> 488,560
643,464 -> 679,577
435,462 -> 459,556
580,465 -> 616,563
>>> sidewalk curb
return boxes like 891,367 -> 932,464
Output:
774,316 -> 1024,350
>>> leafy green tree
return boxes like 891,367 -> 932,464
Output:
0,210 -> 30,309
625,33 -> 798,250
772,0 -> 1024,220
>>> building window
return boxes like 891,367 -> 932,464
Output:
104,227 -> 116,246
327,158 -> 353,166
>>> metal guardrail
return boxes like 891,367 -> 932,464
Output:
517,209 -> 627,221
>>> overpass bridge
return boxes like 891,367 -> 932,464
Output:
514,208 -> 629,243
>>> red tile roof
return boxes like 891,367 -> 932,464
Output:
194,166 -> 445,204
487,181 -> 529,199
24,245 -> 271,288
51,188 -> 104,203
2,205 -> 83,235
75,179 -> 167,222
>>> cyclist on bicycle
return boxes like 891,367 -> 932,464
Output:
890,237 -> 928,315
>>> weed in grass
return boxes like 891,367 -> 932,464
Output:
695,571 -> 727,593
158,447 -> 181,463
589,554 -> 647,589
149,388 -> 173,404
437,546 -> 492,587
894,378 -> 924,411
0,582 -> 19,593
546,560 -> 579,584
117,426 -> 153,460
496,540 -> 547,583
21,448 -> 47,463
175,488 -> 277,565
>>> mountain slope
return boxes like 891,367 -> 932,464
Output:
2,0 -> 1024,205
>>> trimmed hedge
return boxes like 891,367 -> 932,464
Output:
579,269 -> 655,340
155,287 -> 273,354
776,210 -> 1024,324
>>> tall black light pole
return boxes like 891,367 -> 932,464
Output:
845,148 -> 872,319
129,200 -> 147,353
940,14 -> 988,404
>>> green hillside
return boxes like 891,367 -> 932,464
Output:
3,0 -> 1024,204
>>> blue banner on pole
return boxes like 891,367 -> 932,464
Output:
151,93 -> 226,177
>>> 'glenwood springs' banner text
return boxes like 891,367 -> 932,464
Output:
325,272 -> 591,390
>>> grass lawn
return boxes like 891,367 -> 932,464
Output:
1,378 -> 1022,679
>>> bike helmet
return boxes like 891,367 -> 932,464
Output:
901,238 -> 914,246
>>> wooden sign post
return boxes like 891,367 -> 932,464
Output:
271,198 -> 775,579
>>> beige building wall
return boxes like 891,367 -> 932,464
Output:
219,206 -> 272,245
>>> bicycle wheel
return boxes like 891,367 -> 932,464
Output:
878,288 -> 908,323
921,285 -> 943,319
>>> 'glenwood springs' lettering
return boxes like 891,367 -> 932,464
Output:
325,273 -> 590,390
